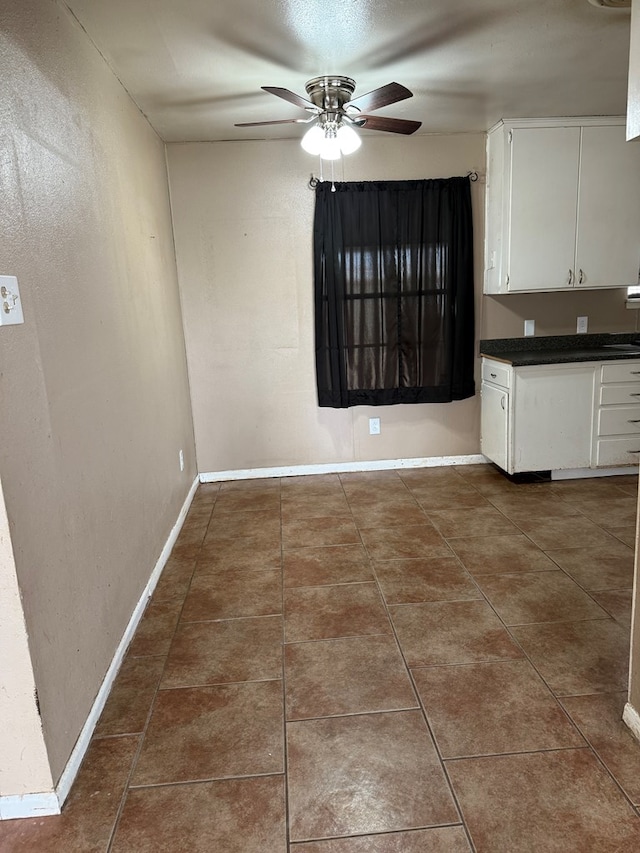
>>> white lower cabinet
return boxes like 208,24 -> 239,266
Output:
481,357 -> 640,474
594,362 -> 640,466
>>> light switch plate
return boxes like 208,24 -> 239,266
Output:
577,316 -> 588,334
524,319 -> 535,337
0,275 -> 24,326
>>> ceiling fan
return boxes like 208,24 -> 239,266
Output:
235,76 -> 422,159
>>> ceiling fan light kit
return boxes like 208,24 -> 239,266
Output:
301,123 -> 361,160
235,75 -> 421,161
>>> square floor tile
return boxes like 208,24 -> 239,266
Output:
205,509 -> 281,541
561,691 -> 640,805
389,600 -> 522,666
545,543 -> 634,590
285,583 -> 391,642
475,571 -> 608,625
127,599 -> 183,657
283,545 -> 373,589
281,474 -> 343,495
350,502 -> 430,529
515,516 -> 618,550
287,711 -> 459,841
408,484 -> 489,511
197,533 -> 282,573
282,517 -> 361,549
0,736 -> 138,853
152,559 -> 195,603
285,635 -> 417,720
427,506 -> 519,539
567,496 -> 639,529
373,557 -> 481,604
281,492 -> 352,520
590,588 -> 633,627
111,776 -> 286,853
510,619 -> 630,696
447,533 -> 558,575
413,659 -> 583,758
487,493 -> 580,522
359,524 -> 450,561
289,826 -> 472,852
132,681 -> 284,785
181,568 -> 282,622
95,655 -> 165,736
608,526 -> 637,548
162,616 -> 282,688
213,490 -> 281,513
447,749 -> 640,852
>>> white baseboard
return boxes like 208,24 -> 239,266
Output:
200,455 -> 487,483
0,476 -> 200,822
551,466 -> 638,480
623,702 -> 640,743
0,792 -> 61,821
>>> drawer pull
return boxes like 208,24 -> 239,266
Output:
631,393 -> 640,397
631,371 -> 640,375
628,419 -> 640,424
490,373 -> 497,379
628,450 -> 640,454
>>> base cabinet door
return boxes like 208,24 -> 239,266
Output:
512,365 -> 595,472
481,381 -> 509,472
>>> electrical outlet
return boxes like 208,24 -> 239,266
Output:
0,275 -> 24,326
577,316 -> 588,334
524,319 -> 535,337
179,449 -> 184,471
369,417 -> 381,435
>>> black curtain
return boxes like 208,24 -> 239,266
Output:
314,177 -> 475,408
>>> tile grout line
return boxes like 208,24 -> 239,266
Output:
104,486 -> 220,853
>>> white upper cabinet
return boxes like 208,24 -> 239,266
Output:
484,118 -> 640,294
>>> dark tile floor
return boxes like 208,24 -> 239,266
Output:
3,464 -> 640,851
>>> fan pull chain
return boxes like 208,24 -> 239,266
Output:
331,157 -> 336,192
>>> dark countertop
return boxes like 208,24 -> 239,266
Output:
480,333 -> 640,366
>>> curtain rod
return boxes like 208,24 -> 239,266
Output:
308,170 -> 479,189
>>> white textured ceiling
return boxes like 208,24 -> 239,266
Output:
63,0 -> 633,142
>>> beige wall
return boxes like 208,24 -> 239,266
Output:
0,0 -> 196,789
167,134 -> 486,474
168,134 -> 637,477
482,289 -> 637,340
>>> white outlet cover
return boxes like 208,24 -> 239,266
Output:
369,417 -> 381,435
524,319 -> 535,337
0,275 -> 24,326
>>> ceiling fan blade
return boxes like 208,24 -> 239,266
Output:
234,118 -> 310,127
348,82 -> 413,113
262,86 -> 317,112
358,115 -> 422,135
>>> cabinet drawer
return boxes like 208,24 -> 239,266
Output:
601,361 -> 640,383
600,383 -> 640,405
482,360 -> 511,389
598,406 -> 640,436
595,437 -> 640,467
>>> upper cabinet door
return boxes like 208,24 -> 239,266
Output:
575,125 -> 640,289
507,127 -> 580,292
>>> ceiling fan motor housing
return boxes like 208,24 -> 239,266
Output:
304,76 -> 357,112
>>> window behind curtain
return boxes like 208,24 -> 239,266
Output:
314,177 -> 476,408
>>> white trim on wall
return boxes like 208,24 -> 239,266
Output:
0,475 -> 199,821
0,792 -> 61,821
623,702 -> 640,744
200,455 -> 488,483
